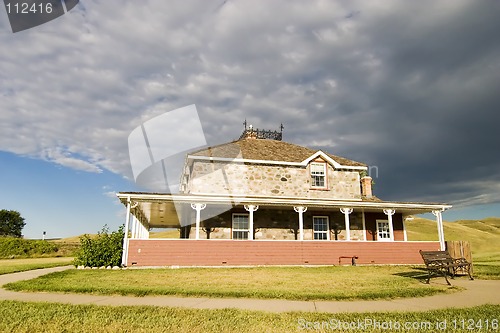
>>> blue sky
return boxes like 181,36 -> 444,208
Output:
0,151 -> 138,238
1,1 -> 499,238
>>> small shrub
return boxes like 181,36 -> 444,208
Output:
73,225 -> 124,268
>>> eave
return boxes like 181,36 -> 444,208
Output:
186,154 -> 368,170
117,192 -> 452,228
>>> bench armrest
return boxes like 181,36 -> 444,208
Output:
453,257 -> 471,265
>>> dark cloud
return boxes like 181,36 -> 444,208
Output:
0,0 -> 499,208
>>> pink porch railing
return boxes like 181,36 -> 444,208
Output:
126,239 -> 440,266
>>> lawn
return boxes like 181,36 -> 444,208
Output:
4,265 -> 461,301
0,300 -> 498,333
0,257 -> 74,275
473,264 -> 500,280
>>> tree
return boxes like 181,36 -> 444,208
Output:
0,210 -> 26,238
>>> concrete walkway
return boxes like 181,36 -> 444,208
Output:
1,266 -> 499,313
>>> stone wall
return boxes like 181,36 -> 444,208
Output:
187,160 -> 361,199
188,208 -> 370,241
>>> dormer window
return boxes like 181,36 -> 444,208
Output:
310,162 -> 326,188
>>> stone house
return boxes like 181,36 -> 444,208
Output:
117,125 -> 450,266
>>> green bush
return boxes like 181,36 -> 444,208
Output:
0,237 -> 59,258
73,225 -> 124,268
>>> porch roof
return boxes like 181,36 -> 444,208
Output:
116,192 -> 452,228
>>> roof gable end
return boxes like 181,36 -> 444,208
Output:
302,150 -> 342,169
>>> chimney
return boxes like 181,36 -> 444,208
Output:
361,176 -> 373,198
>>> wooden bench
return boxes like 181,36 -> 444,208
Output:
419,250 -> 474,285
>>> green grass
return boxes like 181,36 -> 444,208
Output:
474,264 -> 500,280
406,217 -> 500,263
4,265 -> 460,301
0,301 -> 498,332
0,257 -> 74,275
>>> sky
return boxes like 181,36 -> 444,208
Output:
1,0 -> 499,239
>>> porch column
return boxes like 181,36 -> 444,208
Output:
361,210 -> 367,241
122,199 -> 139,266
293,206 -> 307,241
191,203 -> 206,240
340,208 -> 353,241
244,205 -> 259,240
402,219 -> 407,241
121,197 -> 131,266
142,222 -> 146,239
131,216 -> 138,239
139,220 -> 144,239
137,220 -> 142,239
136,218 -> 141,239
383,209 -> 395,241
432,210 -> 446,250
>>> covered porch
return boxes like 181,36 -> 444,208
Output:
117,192 -> 451,267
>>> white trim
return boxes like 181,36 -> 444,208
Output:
376,219 -> 391,241
188,155 -> 303,166
191,203 -> 206,240
383,209 -> 395,241
293,206 -> 307,241
432,210 -> 446,251
187,153 -> 367,170
402,216 -> 408,242
189,192 -> 364,202
340,208 -> 353,241
361,209 -> 367,241
310,162 -> 327,189
232,213 -> 250,240
312,216 -> 330,240
116,192 -> 452,214
131,216 -> 137,239
302,150 -> 342,169
142,238 -> 439,243
244,205 -> 259,240
121,196 -> 131,266
117,192 -> 450,211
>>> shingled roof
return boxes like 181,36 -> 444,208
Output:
189,138 -> 366,167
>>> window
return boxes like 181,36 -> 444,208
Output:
232,214 -> 249,240
310,162 -> 326,188
376,220 -> 391,241
313,216 -> 329,240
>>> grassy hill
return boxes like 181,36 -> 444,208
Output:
149,229 -> 179,238
406,217 -> 500,263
